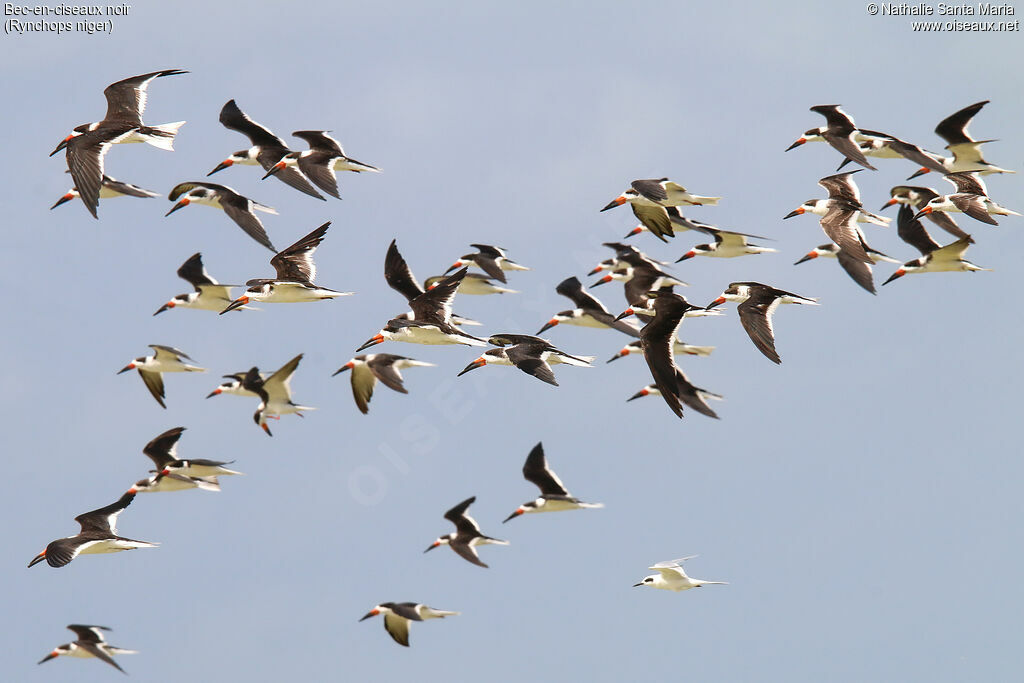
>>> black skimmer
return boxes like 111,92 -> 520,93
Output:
262,130 -> 380,199
537,276 -> 640,337
707,283 -> 818,364
793,241 -> 898,295
503,442 -> 603,522
129,472 -> 220,493
28,491 -> 156,568
208,99 -> 324,200
424,272 -> 517,295
676,228 -> 776,260
51,174 -> 159,210
458,334 -> 594,386
619,206 -> 716,241
606,339 -> 714,363
880,185 -> 971,241
636,292 -> 706,418
359,603 -> 459,647
358,268 -> 487,350
50,69 -> 187,218
384,240 -> 480,326
835,133 -> 949,175
907,101 -> 1015,179
783,171 -> 883,264
154,252 -> 249,315
883,206 -> 988,285
444,244 -> 530,284
785,104 -> 877,170
118,345 -> 205,408
626,382 -> 724,419
221,222 -> 352,313
591,263 -> 688,308
602,178 -> 721,211
206,372 -> 260,399
425,496 -> 509,568
166,182 -> 278,252
140,426 -> 243,478
38,625 -> 136,674
333,354 -> 435,414
588,241 -> 671,276
633,556 -> 728,591
914,172 -> 1019,226
239,354 -> 314,436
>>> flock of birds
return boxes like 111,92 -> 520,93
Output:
33,69 -> 1017,670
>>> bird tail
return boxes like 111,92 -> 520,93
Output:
141,121 -> 186,150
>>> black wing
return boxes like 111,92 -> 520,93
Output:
819,206 -> 873,264
443,496 -> 481,535
271,222 -> 330,282
630,203 -> 674,242
142,426 -> 185,469
103,69 -> 187,125
292,130 -> 344,154
736,289 -> 782,364
176,253 -> 216,289
408,268 -> 465,323
897,205 -> 941,255
297,151 -> 342,199
639,295 -> 691,418
75,492 -> 136,535
138,369 -> 166,409
555,276 -> 609,313
384,240 -> 425,301
631,178 -> 669,202
220,194 -> 277,253
219,99 -> 286,148
935,101 -> 988,145
522,443 -> 569,496
817,171 -> 862,204
77,641 -> 125,673
506,344 -> 558,386
835,248 -> 876,294
67,625 -> 110,644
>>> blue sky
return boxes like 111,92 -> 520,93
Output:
4,2 -> 1023,680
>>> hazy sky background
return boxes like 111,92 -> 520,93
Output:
3,2 -> 1022,681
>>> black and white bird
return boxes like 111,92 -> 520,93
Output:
154,252 -> 250,315
359,603 -> 459,647
333,354 -> 435,414
140,426 -> 243,478
707,283 -> 818,364
357,268 -> 487,350
206,371 -> 261,399
128,471 -> 220,493
883,206 -> 988,285
626,370 -> 723,420
793,241 -> 898,295
606,339 -> 714,363
617,205 -> 712,242
262,130 -> 380,199
537,276 -> 641,337
28,492 -> 156,568
785,104 -> 877,170
444,244 -> 530,284
907,101 -> 1015,179
118,345 -> 205,408
424,496 -> 509,568
880,185 -> 972,241
49,69 -> 187,218
457,334 -> 594,386
633,556 -> 728,591
914,172 -> 1019,226
424,272 -> 517,296
602,178 -> 721,210
166,182 -> 278,252
38,625 -> 137,674
503,443 -> 603,522
221,222 -> 352,313
239,354 -> 314,436
676,227 -> 777,260
783,171 -> 885,264
51,174 -> 159,210
635,292 -> 707,418
208,99 -> 324,200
